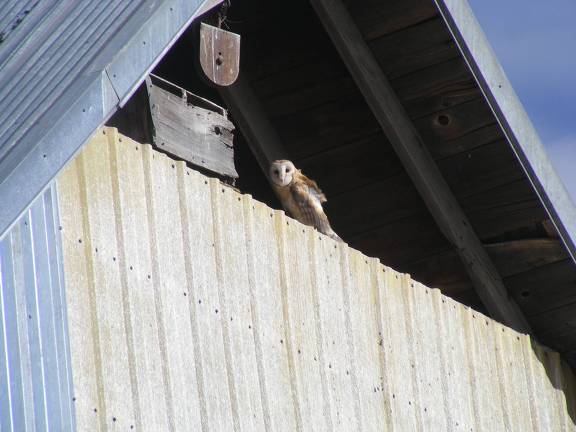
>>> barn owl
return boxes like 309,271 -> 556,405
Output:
269,160 -> 343,242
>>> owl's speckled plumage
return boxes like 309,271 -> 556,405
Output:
269,160 -> 342,242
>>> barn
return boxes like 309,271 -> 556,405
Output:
1,0 -> 575,430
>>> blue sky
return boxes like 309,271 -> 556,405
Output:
468,0 -> 576,202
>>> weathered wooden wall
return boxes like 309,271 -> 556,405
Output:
57,127 -> 576,431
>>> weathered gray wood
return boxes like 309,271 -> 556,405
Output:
147,76 -> 238,179
310,0 -> 531,333
199,23 -> 240,86
345,0 -> 438,41
219,75 -> 289,173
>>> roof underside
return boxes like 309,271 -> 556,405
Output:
204,0 -> 576,364
0,0 -> 218,240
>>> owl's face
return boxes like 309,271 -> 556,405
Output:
269,160 -> 296,187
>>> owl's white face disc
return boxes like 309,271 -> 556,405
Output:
269,160 -> 295,187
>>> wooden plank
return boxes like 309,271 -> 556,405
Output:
345,0 -> 438,41
327,175 -> 425,237
370,17 -> 459,80
469,201 -> 546,241
427,123 -> 503,160
414,97 -> 496,147
298,133 -> 398,198
310,0 -> 531,333
506,260 -> 576,317
271,93 -> 381,160
259,75 -> 358,119
349,212 -> 451,269
404,239 -> 568,295
437,140 -> 523,199
392,57 -> 480,119
147,77 -> 238,178
252,58 -> 349,101
199,23 -> 240,87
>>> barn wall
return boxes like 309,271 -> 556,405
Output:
0,186 -> 76,431
57,127 -> 576,431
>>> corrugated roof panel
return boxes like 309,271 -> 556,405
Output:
0,185 -> 75,431
0,0 -> 40,43
0,0 -> 215,240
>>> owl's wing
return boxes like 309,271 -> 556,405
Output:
290,182 -> 338,239
300,174 -> 327,203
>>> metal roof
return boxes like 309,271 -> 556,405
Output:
0,185 -> 75,431
0,0 -> 220,240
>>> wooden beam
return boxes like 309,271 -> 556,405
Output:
218,75 -> 289,173
310,0 -> 532,333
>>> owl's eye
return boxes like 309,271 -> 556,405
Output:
274,169 -> 279,175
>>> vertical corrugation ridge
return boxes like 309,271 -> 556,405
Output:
241,194 -> 273,431
208,178 -> 241,431
460,306 -> 482,431
370,261 -> 395,431
31,195 -> 63,432
176,162 -> 209,432
274,211 -> 304,431
141,145 -> 176,431
47,185 -> 76,431
107,130 -> 142,430
75,150 -> 108,427
429,289 -> 454,431
22,208 -> 50,430
398,275 -> 425,431
308,234 -> 335,430
337,247 -> 364,431
0,237 -> 15,431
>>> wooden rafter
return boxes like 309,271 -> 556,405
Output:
218,75 -> 289,173
310,0 -> 532,333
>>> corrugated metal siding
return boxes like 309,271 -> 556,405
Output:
0,186 -> 76,431
0,0 -> 214,240
57,127 -> 576,431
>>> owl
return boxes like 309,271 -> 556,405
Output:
269,160 -> 342,242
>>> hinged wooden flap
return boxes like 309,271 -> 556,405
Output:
199,22 -> 240,86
